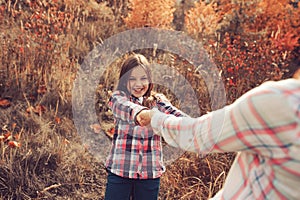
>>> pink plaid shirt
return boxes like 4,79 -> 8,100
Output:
106,90 -> 186,179
151,79 -> 300,199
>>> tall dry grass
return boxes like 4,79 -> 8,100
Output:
0,1 -> 117,199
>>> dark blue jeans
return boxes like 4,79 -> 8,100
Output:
104,171 -> 160,200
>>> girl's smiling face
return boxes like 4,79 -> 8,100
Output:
127,66 -> 149,98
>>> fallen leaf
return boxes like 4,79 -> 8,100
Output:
63,138 -> 70,145
90,124 -> 101,134
34,105 -> 46,115
26,106 -> 34,113
37,85 -> 47,94
12,123 -> 17,129
55,117 -> 61,124
14,133 -> 20,140
106,127 -> 114,138
4,132 -> 12,140
0,99 -> 11,108
8,141 -> 21,148
26,105 -> 47,115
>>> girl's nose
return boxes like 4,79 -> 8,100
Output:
135,79 -> 143,86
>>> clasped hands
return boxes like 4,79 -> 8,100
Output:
136,109 -> 154,126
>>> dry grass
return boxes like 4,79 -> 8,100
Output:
159,152 -> 235,200
0,102 -> 107,199
0,101 -> 234,199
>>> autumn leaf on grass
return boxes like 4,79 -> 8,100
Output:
0,99 -> 11,108
90,124 -> 102,134
0,132 -> 20,142
26,105 -> 47,115
90,123 -> 114,139
55,117 -> 61,124
2,132 -> 12,141
8,141 -> 21,148
106,127 -> 114,139
63,138 -> 70,145
37,85 -> 47,95
13,133 -> 20,140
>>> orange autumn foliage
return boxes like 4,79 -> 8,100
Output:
185,0 -> 235,38
243,0 -> 299,36
123,0 -> 176,29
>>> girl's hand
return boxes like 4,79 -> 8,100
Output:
136,110 -> 153,126
154,93 -> 170,103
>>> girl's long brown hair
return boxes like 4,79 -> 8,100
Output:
116,54 -> 153,98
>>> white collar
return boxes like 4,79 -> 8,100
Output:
138,97 -> 143,104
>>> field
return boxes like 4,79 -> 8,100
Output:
0,0 -> 299,199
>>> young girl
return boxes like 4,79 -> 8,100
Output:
104,54 -> 186,200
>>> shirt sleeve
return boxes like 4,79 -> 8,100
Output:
155,93 -> 188,117
108,90 -> 147,125
151,85 -> 299,158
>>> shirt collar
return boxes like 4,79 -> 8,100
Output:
131,95 -> 143,104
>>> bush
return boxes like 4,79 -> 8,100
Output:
123,0 -> 176,29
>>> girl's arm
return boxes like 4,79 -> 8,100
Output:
155,93 -> 188,117
108,90 -> 147,124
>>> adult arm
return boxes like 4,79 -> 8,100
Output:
151,84 -> 299,158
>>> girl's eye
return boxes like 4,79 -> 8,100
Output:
129,78 -> 136,81
141,77 -> 148,81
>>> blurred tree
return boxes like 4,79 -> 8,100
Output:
184,0 -> 299,103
